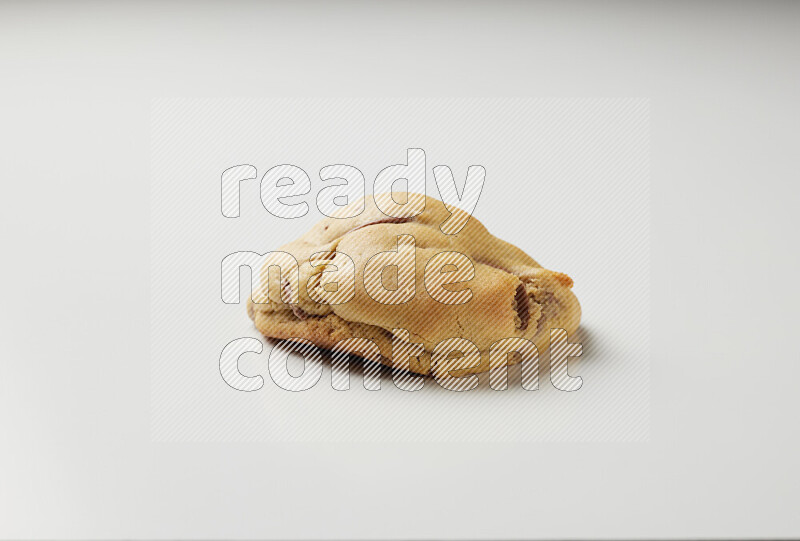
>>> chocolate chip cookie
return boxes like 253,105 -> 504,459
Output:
247,192 -> 581,376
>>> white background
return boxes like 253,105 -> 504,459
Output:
1,1 -> 798,539
151,97 -> 650,443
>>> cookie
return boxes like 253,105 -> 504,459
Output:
247,192 -> 581,376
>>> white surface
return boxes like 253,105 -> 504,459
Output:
1,1 -> 799,539
150,97 -> 650,443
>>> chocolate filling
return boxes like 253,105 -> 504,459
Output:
514,283 -> 530,331
282,280 -> 308,320
346,216 -> 413,235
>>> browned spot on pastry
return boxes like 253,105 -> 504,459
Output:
346,217 -> 413,235
282,280 -> 308,320
290,304 -> 308,320
549,271 -> 573,288
514,283 -> 530,331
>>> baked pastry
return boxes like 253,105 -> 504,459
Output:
247,193 -> 580,377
